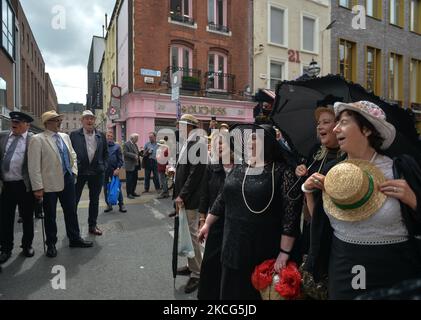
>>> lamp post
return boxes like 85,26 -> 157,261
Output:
308,59 -> 321,78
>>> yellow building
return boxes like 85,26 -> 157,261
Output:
98,0 -> 122,132
253,0 -> 332,91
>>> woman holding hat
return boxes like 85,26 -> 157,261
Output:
302,100 -> 421,299
199,124 -> 303,300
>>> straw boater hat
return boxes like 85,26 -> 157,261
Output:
323,159 -> 387,222
42,110 -> 63,124
178,114 -> 199,127
333,100 -> 396,149
157,139 -> 167,146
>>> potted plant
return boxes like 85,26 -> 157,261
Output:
182,76 -> 201,91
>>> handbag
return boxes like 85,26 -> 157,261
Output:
107,176 -> 121,205
178,207 -> 195,258
299,255 -> 328,300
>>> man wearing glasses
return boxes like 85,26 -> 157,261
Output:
28,110 -> 93,258
0,112 -> 35,264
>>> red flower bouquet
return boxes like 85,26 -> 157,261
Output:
251,260 -> 302,300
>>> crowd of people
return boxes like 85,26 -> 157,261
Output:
1,99 -> 420,300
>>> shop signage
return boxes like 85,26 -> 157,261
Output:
140,68 -> 161,77
181,105 -> 227,116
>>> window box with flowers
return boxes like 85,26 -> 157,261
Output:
182,76 -> 201,91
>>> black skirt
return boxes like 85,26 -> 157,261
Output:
328,235 -> 421,300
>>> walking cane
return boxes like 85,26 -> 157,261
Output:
39,199 -> 46,254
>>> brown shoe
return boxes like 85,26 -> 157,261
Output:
184,277 -> 200,294
89,226 -> 103,236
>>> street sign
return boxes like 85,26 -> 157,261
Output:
171,71 -> 182,88
140,68 -> 161,77
109,85 -> 121,120
108,106 -> 120,120
171,87 -> 180,101
144,76 -> 154,84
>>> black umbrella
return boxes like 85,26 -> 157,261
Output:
172,215 -> 179,288
270,74 -> 421,163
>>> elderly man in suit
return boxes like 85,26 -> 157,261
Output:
70,110 -> 108,236
0,112 -> 36,264
123,133 -> 141,199
28,110 -> 93,258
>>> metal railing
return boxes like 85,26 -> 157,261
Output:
169,12 -> 195,26
165,66 -> 202,91
208,22 -> 230,33
204,71 -> 235,93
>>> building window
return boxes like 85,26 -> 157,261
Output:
0,77 -> 6,108
366,0 -> 383,19
208,0 -> 228,33
410,59 -> 421,105
366,47 -> 382,95
410,0 -> 421,33
170,45 -> 193,76
170,0 -> 194,25
339,39 -> 356,82
207,52 -> 227,90
302,15 -> 317,53
390,0 -> 404,27
1,0 -> 15,59
270,61 -> 284,90
269,6 -> 286,46
339,0 -> 356,9
389,53 -> 403,104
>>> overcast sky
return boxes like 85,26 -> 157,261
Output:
20,0 -> 116,104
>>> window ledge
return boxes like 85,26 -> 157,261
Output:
268,42 -> 288,50
366,15 -> 383,22
389,23 -> 404,29
301,49 -> 319,55
206,26 -> 232,37
168,17 -> 197,29
410,30 -> 421,36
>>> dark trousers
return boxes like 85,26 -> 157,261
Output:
75,173 -> 104,229
104,171 -> 124,206
144,159 -> 160,191
0,181 -> 34,252
43,173 -> 81,246
125,169 -> 138,196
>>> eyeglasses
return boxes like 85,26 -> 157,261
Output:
48,119 -> 63,123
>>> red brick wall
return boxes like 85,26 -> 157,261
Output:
132,0 -> 251,95
0,52 -> 14,110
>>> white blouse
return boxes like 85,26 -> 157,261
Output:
325,154 -> 408,245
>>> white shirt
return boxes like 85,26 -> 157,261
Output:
3,131 -> 28,182
83,129 -> 97,163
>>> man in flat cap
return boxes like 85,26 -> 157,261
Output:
28,110 -> 93,258
70,110 -> 108,236
0,112 -> 35,264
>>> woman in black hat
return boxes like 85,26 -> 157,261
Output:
199,124 -> 303,300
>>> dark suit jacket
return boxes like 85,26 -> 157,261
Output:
173,138 -> 207,210
70,128 -> 108,175
0,130 -> 33,192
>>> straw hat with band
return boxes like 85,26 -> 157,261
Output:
42,110 -> 63,125
333,100 -> 396,150
178,114 -> 199,127
323,159 -> 387,222
157,139 -> 167,146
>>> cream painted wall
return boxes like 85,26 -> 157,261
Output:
253,0 -> 331,91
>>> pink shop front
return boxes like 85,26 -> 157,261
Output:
109,92 -> 255,146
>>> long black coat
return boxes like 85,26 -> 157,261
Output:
70,128 -> 108,175
173,139 -> 207,210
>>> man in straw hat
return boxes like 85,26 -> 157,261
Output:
0,112 -> 36,264
70,110 -> 108,236
28,110 -> 93,258
301,100 -> 421,299
173,113 -> 207,294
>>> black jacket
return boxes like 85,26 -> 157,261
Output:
198,164 -> 227,214
305,154 -> 421,282
70,128 -> 108,175
173,138 -> 207,210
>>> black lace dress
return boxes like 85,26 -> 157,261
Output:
210,162 -> 303,300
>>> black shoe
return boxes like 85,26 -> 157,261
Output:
184,277 -> 200,294
132,193 -> 141,197
176,266 -> 192,276
127,195 -> 135,199
168,211 -> 176,218
21,247 -> 35,258
119,205 -> 127,213
46,245 -> 57,258
69,239 -> 94,248
35,213 -> 44,219
17,217 -> 23,224
104,205 -> 113,213
0,251 -> 12,264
